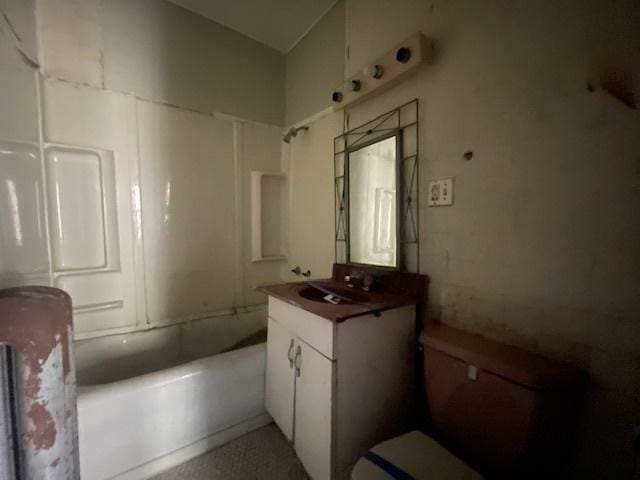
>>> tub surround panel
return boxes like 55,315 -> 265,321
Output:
44,142 -> 127,332
137,100 -> 237,324
0,2 -> 47,291
0,38 -> 40,144
54,273 -> 130,332
36,79 -> 283,337
0,141 -> 49,281
45,145 -> 119,272
42,79 -> 141,334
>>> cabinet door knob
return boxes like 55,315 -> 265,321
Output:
287,339 -> 294,368
294,345 -> 302,377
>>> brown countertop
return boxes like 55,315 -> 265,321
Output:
257,280 -> 419,323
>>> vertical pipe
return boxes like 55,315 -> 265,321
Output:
0,343 -> 20,479
0,287 -> 79,479
233,121 -> 246,309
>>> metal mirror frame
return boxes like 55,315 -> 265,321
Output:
334,99 -> 420,273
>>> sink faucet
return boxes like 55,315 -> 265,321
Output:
344,272 -> 375,291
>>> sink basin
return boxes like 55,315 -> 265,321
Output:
297,284 -> 370,305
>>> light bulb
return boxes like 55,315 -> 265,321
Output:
363,64 -> 383,79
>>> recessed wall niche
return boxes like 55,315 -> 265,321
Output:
251,171 -> 287,262
45,145 -> 120,272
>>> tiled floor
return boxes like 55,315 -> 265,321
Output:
151,424 -> 309,480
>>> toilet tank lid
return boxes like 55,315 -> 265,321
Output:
419,323 -> 586,391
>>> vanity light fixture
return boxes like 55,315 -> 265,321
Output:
330,33 -> 432,109
396,47 -> 412,64
364,64 -> 384,79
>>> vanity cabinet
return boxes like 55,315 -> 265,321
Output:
265,296 -> 416,480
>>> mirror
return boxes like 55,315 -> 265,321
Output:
334,99 -> 420,272
348,135 -> 398,268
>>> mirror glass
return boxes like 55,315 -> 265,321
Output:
348,136 -> 397,268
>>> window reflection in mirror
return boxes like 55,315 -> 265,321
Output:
348,136 -> 397,268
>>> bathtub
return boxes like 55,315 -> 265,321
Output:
75,310 -> 271,480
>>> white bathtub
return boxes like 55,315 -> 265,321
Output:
75,311 -> 271,480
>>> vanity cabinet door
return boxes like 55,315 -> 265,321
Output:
294,339 -> 334,480
265,316 -> 295,441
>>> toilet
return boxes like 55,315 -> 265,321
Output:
352,323 -> 585,479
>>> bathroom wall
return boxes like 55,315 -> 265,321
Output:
280,112 -> 343,281
280,0 -> 346,280
285,0 -> 345,126
1,0 -> 286,337
284,0 -> 640,477
36,0 -> 102,87
36,0 -> 285,126
0,0 -> 37,62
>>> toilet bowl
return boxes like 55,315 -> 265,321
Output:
351,430 -> 481,479
352,323 -> 585,479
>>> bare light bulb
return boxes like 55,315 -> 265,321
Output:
363,64 -> 383,79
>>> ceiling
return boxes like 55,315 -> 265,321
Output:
167,0 -> 338,53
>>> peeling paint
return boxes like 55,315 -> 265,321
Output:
0,287 -> 79,479
25,403 -> 56,450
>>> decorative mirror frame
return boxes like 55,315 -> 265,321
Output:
334,99 -> 420,273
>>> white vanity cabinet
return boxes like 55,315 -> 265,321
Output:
264,296 -> 416,480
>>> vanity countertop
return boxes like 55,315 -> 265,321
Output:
257,279 -> 421,323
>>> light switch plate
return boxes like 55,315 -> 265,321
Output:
428,178 -> 454,206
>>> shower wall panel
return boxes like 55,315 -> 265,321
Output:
136,101 -> 237,325
1,72 -> 284,338
41,80 -> 141,335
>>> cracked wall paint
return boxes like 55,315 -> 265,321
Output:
0,0 -> 38,66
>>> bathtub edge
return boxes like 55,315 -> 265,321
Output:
110,413 -> 273,480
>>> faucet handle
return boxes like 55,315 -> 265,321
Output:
291,266 -> 301,276
363,274 -> 375,291
302,270 -> 311,277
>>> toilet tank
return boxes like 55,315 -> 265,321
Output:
419,323 -> 585,476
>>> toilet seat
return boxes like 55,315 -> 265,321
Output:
351,431 -> 482,480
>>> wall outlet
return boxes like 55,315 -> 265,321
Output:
428,178 -> 454,206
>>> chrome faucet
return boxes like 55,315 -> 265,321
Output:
344,272 -> 375,291
291,266 -> 311,277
